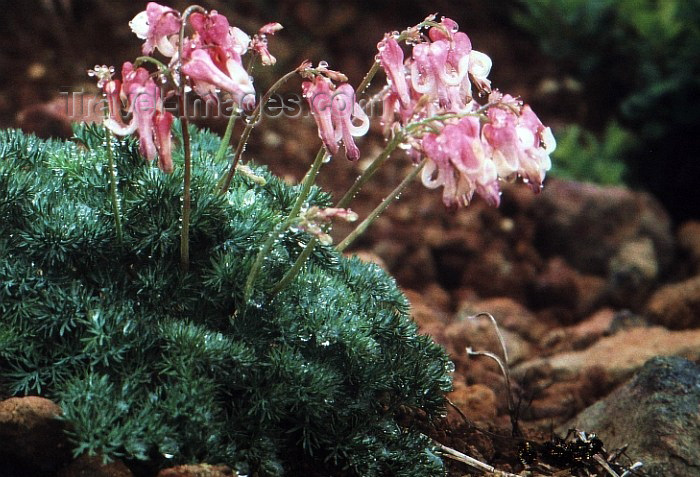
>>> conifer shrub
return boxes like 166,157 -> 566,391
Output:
0,124 -> 453,476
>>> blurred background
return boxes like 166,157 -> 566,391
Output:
0,0 -> 698,222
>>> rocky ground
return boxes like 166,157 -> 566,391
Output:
1,1 -> 699,476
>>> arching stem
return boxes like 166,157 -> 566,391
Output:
218,68 -> 302,194
244,147 -> 328,302
336,158 -> 426,252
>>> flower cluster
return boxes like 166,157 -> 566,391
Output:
92,2 -> 281,173
377,16 -> 555,207
301,73 -> 369,161
301,65 -> 369,161
90,63 -> 175,173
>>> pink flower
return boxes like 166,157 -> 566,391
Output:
181,45 -> 255,110
302,76 -> 369,160
189,10 -> 250,59
331,84 -> 369,160
87,65 -> 123,123
183,11 -> 255,109
302,76 -> 336,153
378,16 -> 490,120
377,35 -> 411,108
102,62 -> 174,173
251,23 -> 283,66
483,97 -> 555,191
421,117 -> 500,207
129,2 -> 181,57
153,110 -> 174,173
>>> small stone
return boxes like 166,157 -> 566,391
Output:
646,274 -> 700,329
607,237 -> 659,308
445,313 -> 535,366
447,382 -> 498,423
566,357 -> 700,477
677,220 -> 700,273
514,327 -> 700,385
568,308 -> 616,349
58,455 -> 133,477
0,396 -> 72,473
157,464 -> 236,477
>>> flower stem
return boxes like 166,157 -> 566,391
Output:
212,57 -> 258,167
177,5 -> 206,271
244,147 -> 328,302
270,235 -> 318,297
178,96 -> 192,272
336,158 -> 425,252
105,129 -> 123,244
213,109 -> 241,164
336,131 -> 405,208
133,56 -> 170,75
218,68 -> 301,194
357,60 -> 380,94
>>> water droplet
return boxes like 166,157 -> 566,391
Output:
242,189 -> 256,207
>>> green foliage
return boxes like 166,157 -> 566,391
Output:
0,125 -> 452,476
550,121 -> 631,185
512,0 -> 700,217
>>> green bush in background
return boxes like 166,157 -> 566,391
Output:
513,0 -> 700,213
550,121 -> 631,185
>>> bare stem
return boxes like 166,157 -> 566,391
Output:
218,68 -> 301,194
105,129 -> 123,244
178,100 -> 192,271
336,131 -> 405,208
434,441 -> 520,476
177,4 -> 206,271
337,159 -> 425,252
466,312 -> 521,437
269,236 -> 318,297
356,61 -> 380,94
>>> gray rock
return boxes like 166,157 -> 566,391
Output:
566,356 -> 700,477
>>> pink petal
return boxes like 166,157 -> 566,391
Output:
154,110 -> 174,173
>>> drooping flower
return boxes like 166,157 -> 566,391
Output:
182,10 -> 255,109
302,76 -> 369,160
181,45 -> 255,109
129,2 -> 181,57
188,10 -> 250,59
482,95 -> 555,191
153,110 -> 174,173
331,84 -> 370,160
251,22 -> 283,66
377,35 -> 411,108
99,62 -> 174,173
88,64 -> 125,131
421,116 -> 500,207
302,76 -> 336,154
